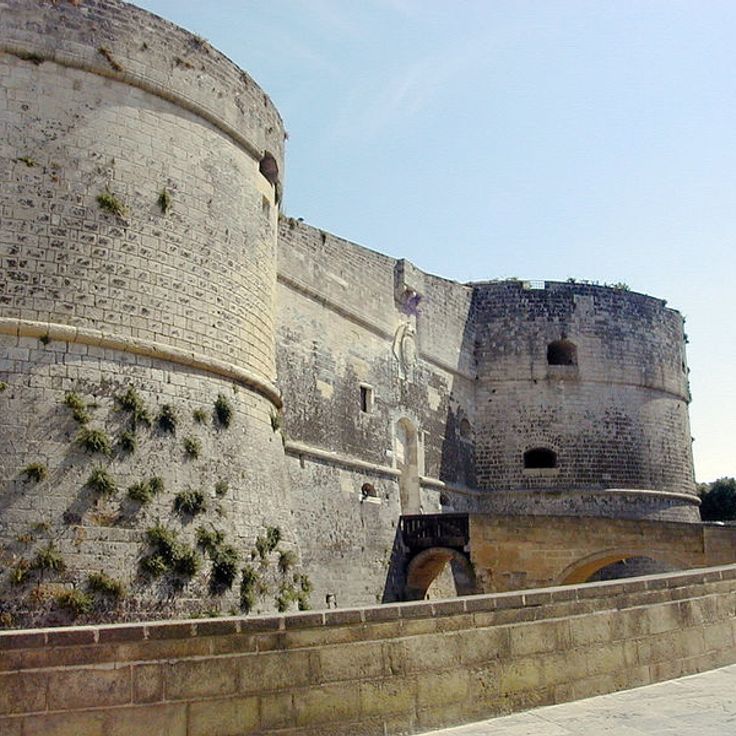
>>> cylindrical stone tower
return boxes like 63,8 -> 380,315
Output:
471,280 -> 698,521
0,0 -> 294,624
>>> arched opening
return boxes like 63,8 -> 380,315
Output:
458,418 -> 472,440
547,339 -> 577,366
587,556 -> 680,581
361,482 -> 377,498
558,550 -> 686,585
523,447 -> 557,469
405,547 -> 476,600
396,418 -> 420,514
259,152 -> 279,186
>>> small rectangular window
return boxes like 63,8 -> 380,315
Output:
359,384 -> 373,413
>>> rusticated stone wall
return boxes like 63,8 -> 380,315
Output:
1,565 -> 735,735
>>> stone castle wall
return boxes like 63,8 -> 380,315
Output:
0,0 -> 296,624
0,0 -> 701,620
276,219 -> 477,606
472,281 -> 695,500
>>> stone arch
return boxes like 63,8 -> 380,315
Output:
396,417 -> 420,514
405,547 -> 477,600
557,548 -> 688,585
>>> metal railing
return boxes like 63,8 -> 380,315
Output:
400,513 -> 469,551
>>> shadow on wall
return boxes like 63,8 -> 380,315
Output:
380,526 -> 407,603
437,306 -> 477,494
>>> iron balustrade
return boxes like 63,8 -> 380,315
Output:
400,513 -> 470,552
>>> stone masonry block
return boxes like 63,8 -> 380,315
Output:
164,657 -> 240,700
105,704 -> 187,736
46,665 -> 131,711
20,710 -> 106,736
359,677 -> 416,718
457,626 -> 511,666
416,669 -> 470,709
188,696 -> 260,736
294,683 -> 362,727
318,641 -> 385,683
0,671 -> 47,715
240,650 -> 314,693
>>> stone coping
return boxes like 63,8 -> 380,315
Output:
0,318 -> 282,409
2,563 -> 734,650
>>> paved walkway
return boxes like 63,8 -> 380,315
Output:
427,665 -> 736,735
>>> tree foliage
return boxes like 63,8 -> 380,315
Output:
699,477 -> 736,521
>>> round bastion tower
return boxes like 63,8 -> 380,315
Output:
470,280 -> 698,522
0,0 -> 296,624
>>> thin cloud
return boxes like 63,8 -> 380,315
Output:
328,39 -> 489,143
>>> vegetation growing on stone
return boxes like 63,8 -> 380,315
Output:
270,411 -> 282,432
116,387 -> 151,428
172,545 -> 200,577
141,524 -> 200,579
96,189 -> 127,218
192,408 -> 208,424
174,489 -> 205,516
15,156 -> 37,166
214,394 -> 233,428
214,480 -> 229,497
87,571 -> 125,599
157,404 -> 177,434
55,589 -> 93,616
118,430 -> 137,454
86,466 -> 116,496
31,543 -> 65,574
10,559 -> 30,586
22,463 -> 48,483
196,527 -> 224,554
127,476 -> 164,505
210,544 -> 239,591
240,565 -> 258,613
183,436 -> 201,459
254,527 -> 281,560
157,188 -> 172,214
140,554 -> 168,578
275,581 -> 299,612
145,524 -> 178,560
64,392 -> 90,424
278,549 -> 297,575
0,381 -> 7,392
77,427 -> 113,456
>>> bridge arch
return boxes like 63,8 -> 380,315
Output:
557,548 -> 688,585
405,547 -> 477,601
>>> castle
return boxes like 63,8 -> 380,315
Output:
0,0 -> 698,625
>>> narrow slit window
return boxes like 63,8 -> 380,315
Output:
359,385 -> 373,413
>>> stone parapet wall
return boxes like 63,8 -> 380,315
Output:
2,565 -> 736,735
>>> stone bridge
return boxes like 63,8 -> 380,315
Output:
402,514 -> 736,599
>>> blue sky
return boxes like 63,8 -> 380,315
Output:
135,0 -> 736,483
